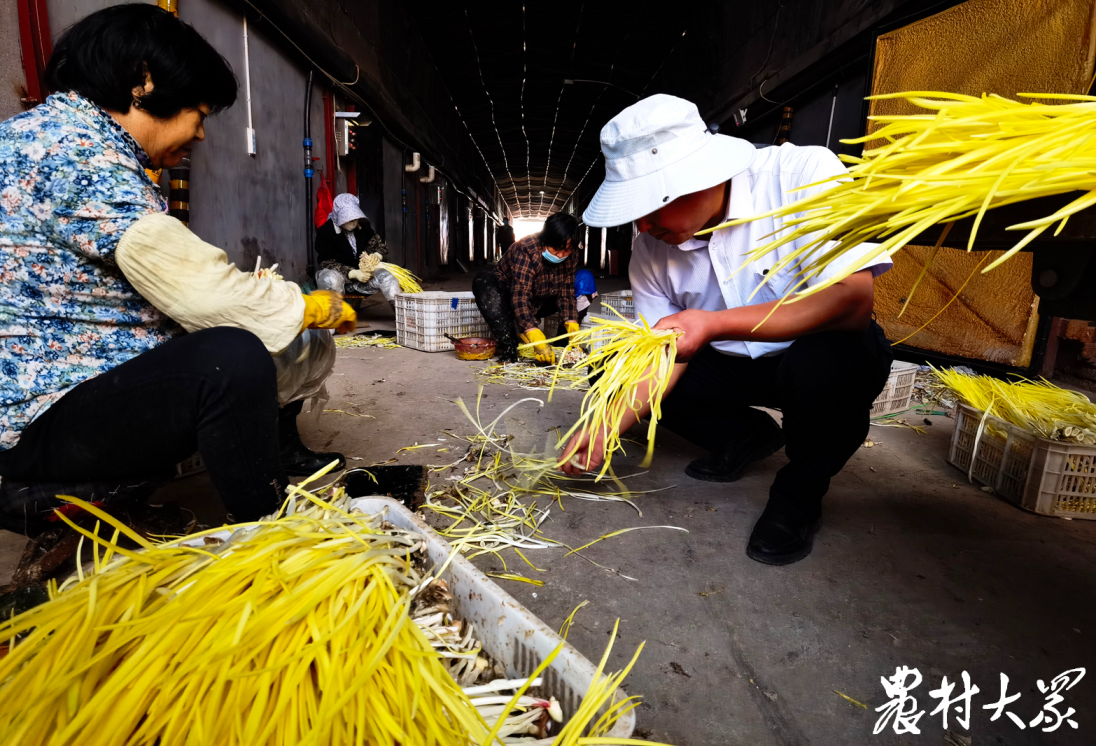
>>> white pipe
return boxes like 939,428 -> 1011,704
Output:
419,165 -> 436,183
824,83 -> 838,151
243,16 -> 256,156
405,152 -> 421,172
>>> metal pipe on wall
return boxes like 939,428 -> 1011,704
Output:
168,163 -> 191,226
159,0 -> 186,221
16,0 -> 52,108
243,16 -> 257,156
303,70 -> 315,279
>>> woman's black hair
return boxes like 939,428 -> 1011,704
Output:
45,4 -> 238,118
539,212 -> 580,251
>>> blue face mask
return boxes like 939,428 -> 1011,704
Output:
542,250 -> 566,264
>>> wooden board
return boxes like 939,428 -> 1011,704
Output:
869,0 -> 1096,367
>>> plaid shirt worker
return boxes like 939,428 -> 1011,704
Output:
492,234 -> 578,332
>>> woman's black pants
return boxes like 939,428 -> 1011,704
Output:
472,271 -> 560,353
0,327 -> 287,532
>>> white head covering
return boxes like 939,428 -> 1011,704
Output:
330,193 -> 369,254
582,94 -> 756,227
331,193 -> 368,228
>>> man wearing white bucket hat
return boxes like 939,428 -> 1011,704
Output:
562,94 -> 894,565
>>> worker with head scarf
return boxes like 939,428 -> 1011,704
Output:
560,95 -> 895,566
472,212 -> 581,363
314,194 -> 393,296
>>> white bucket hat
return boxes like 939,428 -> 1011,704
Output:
583,94 -> 756,227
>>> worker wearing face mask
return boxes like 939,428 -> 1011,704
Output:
472,212 -> 581,363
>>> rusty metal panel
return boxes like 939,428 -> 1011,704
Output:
869,0 -> 1096,367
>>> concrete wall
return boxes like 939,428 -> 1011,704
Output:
0,0 -> 28,122
179,0 -> 326,284
31,0 -> 325,283
46,0 -> 147,41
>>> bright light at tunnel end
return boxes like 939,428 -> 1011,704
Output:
511,219 -> 544,241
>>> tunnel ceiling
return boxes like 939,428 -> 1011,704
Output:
407,1 -> 716,220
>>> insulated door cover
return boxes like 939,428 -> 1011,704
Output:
869,0 -> 1096,366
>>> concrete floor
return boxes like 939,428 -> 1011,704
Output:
2,274 -> 1093,745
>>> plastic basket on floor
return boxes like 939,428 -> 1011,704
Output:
871,361 -> 918,417
349,497 -> 635,739
599,290 -> 635,319
394,291 -> 492,352
540,313 -> 563,337
947,403 -> 1096,520
577,313 -> 642,357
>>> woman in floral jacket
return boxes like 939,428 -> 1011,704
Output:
0,5 -> 355,535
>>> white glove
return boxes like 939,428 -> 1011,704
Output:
348,269 -> 371,282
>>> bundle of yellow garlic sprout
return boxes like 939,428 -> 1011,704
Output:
0,495 -> 490,745
703,91 -> 1096,304
933,366 -> 1096,444
380,262 -> 424,293
0,479 -> 672,745
525,311 -> 679,479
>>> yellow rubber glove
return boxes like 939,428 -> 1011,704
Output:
301,290 -> 357,334
519,327 -> 555,364
564,321 -> 581,336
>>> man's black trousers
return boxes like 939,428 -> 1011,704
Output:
659,321 -> 893,521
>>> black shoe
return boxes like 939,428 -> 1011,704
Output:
746,511 -> 822,566
281,444 -> 346,477
685,422 -> 785,483
279,400 -> 345,477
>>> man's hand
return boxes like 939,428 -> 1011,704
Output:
653,309 -> 716,361
559,428 -> 605,475
564,321 -> 581,336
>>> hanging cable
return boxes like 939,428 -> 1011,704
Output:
542,1 -> 585,208
238,0 -> 500,215
519,4 -> 530,219
547,23 -> 639,215
549,21 -> 683,215
639,29 -> 687,96
464,6 -> 517,209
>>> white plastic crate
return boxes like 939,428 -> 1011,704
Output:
599,290 -> 635,320
540,313 -> 563,337
352,498 -> 634,738
579,313 -> 638,355
871,361 -> 918,417
395,291 -> 492,352
948,403 -> 1096,520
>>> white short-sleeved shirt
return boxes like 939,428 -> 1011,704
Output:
630,142 -> 892,358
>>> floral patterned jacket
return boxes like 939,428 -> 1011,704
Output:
0,92 -> 182,450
